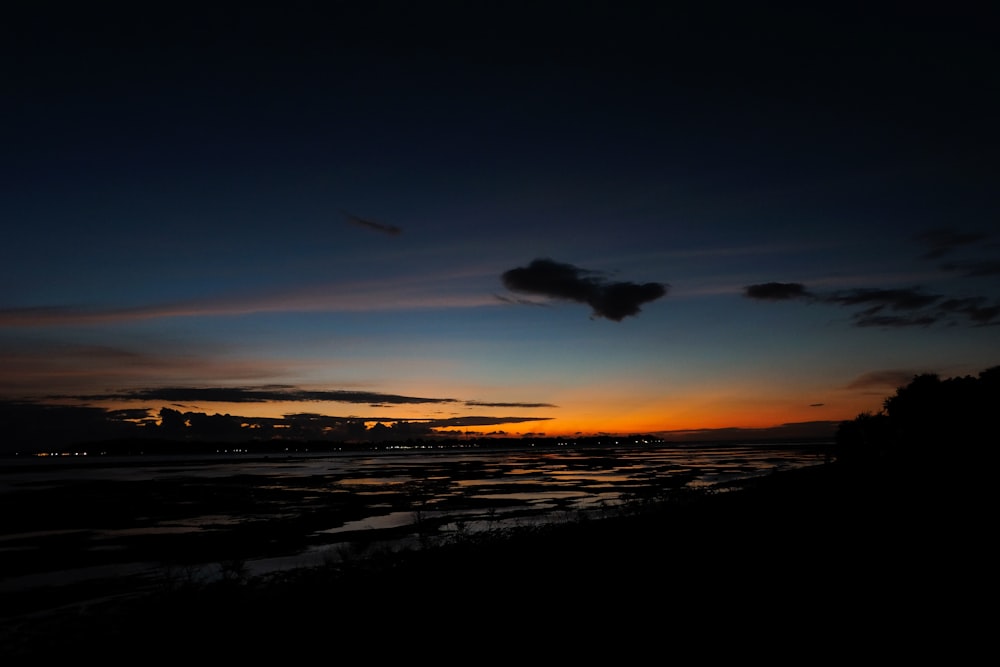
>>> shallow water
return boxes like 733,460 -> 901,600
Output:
0,442 -> 830,606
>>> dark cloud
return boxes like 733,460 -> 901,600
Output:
940,259 -> 1000,277
70,386 -> 459,405
824,288 -> 942,311
425,416 -> 552,428
0,398 -> 556,451
465,401 -> 557,408
19,385 -> 561,449
745,230 -> 1000,328
827,288 -> 1000,328
107,408 -> 157,421
343,210 -> 401,236
494,294 -> 549,307
0,401 -> 155,451
500,258 -> 668,321
809,403 -> 824,407
937,297 -> 1000,325
743,282 -> 812,300
71,386 -> 570,409
915,228 -> 988,260
851,312 -> 943,328
280,413 -> 552,439
837,288 -> 999,327
917,228 -> 1000,277
744,282 -> 999,327
846,370 -> 924,391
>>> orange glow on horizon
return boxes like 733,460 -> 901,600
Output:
42,384 -> 881,442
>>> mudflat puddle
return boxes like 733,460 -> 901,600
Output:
0,443 -> 828,610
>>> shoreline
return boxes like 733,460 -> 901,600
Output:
0,443 -> 825,601
2,460 -> 979,658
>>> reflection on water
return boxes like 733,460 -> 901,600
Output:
0,443 -> 830,601
321,511 -> 416,534
470,490 -> 588,502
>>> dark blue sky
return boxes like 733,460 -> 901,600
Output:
2,3 -> 998,448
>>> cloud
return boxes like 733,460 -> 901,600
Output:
465,400 -> 557,408
826,287 -> 1000,328
0,400 -> 153,451
937,297 -> 1000,325
69,385 -> 461,405
744,229 -> 1000,328
824,288 -> 945,326
45,384 -> 559,423
824,287 -> 942,311
494,294 -> 549,307
424,416 -> 552,428
850,312 -> 943,328
846,370 -> 923,391
279,412 -> 552,438
737,283 -> 945,326
500,258 -> 668,321
917,227 -> 1000,277
343,210 -> 402,236
0,397 -> 557,451
743,282 -> 812,300
0,276 -> 502,328
71,386 -> 562,409
915,228 -> 988,260
744,281 -> 999,327
940,259 -> 1000,277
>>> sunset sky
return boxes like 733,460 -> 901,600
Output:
3,4 -> 998,448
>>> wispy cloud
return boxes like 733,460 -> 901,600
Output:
52,384 -> 558,412
940,259 -> 1000,277
0,342 -> 295,396
343,210 -> 402,236
0,276 -> 500,328
846,369 -> 923,391
465,400 -> 557,408
915,228 -> 988,260
493,294 -> 550,307
501,258 -> 668,321
825,287 -> 946,327
67,385 -> 461,405
743,228 -> 1000,327
422,415 -> 552,427
742,282 -> 812,300
742,282 -> 988,327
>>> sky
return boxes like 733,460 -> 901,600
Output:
2,3 -> 998,449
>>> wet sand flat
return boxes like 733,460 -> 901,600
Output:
0,444 -> 823,606
2,460 -> 986,660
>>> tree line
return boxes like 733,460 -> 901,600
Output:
835,365 -> 999,467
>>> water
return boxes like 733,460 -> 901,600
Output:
0,442 -> 831,608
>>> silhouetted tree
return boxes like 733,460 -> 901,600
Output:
834,411 -> 894,466
837,365 -> 1000,470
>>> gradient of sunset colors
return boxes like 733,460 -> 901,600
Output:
2,4 -> 998,449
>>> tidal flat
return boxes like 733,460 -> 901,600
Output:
0,443 -> 827,610
3,445 -> 981,661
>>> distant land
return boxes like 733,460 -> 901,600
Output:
1,398 -> 840,456
3,428 -> 838,459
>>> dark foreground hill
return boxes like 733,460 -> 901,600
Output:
2,460 -> 986,660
